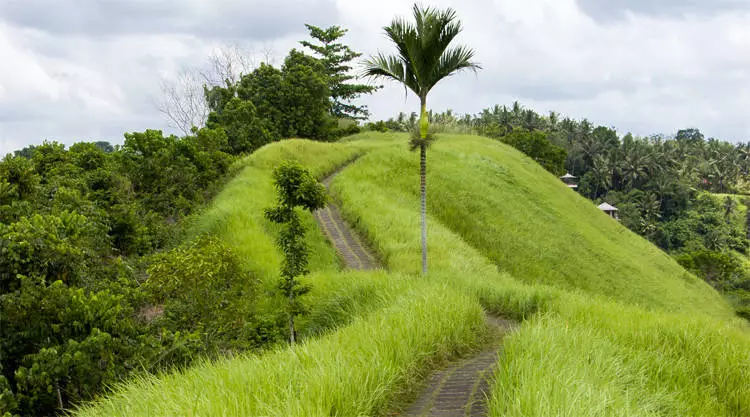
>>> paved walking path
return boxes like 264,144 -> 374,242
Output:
402,316 -> 516,417
314,165 -> 516,416
314,167 -> 379,270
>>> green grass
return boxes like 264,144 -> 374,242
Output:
76,133 -> 749,417
332,135 -> 732,317
76,281 -> 488,417
187,139 -> 362,281
489,298 -> 750,417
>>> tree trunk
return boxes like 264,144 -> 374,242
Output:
288,289 -> 296,344
56,381 -> 64,410
420,96 -> 428,275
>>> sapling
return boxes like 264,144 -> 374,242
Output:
265,161 -> 327,343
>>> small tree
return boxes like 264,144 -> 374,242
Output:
265,161 -> 326,343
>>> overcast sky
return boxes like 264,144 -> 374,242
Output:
1,0 -> 749,155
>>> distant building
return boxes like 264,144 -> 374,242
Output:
560,173 -> 578,189
598,202 -> 619,220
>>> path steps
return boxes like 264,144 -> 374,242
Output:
314,168 -> 379,271
402,317 -> 517,417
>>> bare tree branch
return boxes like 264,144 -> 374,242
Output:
157,43 -> 280,136
157,67 -> 208,136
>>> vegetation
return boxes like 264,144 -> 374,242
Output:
373,103 -> 750,315
0,129 -> 237,415
301,25 -> 379,119
0,22 -> 369,416
363,4 -> 480,274
3,5 -> 750,416
75,133 -> 748,417
265,162 -> 327,343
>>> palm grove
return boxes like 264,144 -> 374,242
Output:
1,6 -> 749,417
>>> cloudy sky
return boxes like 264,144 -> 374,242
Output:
1,0 -> 749,155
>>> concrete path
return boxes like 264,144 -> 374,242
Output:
314,168 -> 379,271
315,165 -> 516,416
402,317 -> 516,417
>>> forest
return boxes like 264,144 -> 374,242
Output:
1,16 -> 749,417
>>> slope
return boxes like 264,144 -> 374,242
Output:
332,133 -> 732,317
76,133 -> 748,417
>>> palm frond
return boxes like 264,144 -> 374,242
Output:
362,3 -> 480,98
429,46 -> 480,89
361,53 -> 419,95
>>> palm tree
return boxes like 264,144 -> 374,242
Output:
363,4 -> 480,275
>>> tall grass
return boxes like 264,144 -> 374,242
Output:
332,134 -> 733,318
75,133 -> 749,417
489,298 -> 750,416
75,283 -> 489,417
187,139 -> 362,281
329,133 -> 749,416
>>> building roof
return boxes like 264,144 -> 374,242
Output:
597,202 -> 618,211
560,173 -> 576,179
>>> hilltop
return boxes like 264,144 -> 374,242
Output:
77,132 -> 749,417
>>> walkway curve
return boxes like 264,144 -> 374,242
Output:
314,165 -> 380,271
314,164 -> 517,416
402,316 -> 517,417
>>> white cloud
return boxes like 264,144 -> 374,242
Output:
1,0 -> 749,155
349,0 -> 750,140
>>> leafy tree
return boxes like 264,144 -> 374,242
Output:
145,236 -> 279,352
675,250 -> 745,289
265,162 -> 326,343
206,97 -> 276,154
237,63 -> 285,139
364,4 -> 480,274
0,212 -> 101,292
301,24 -> 378,119
1,276 -> 158,415
500,129 -> 566,175
280,50 -> 333,140
0,154 -> 38,202
208,49 -> 333,145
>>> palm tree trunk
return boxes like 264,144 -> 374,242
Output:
420,97 -> 428,275
289,289 -> 296,344
420,142 -> 427,275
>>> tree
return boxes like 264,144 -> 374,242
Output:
280,50 -> 333,139
500,129 -> 566,175
364,4 -> 480,274
301,25 -> 378,119
158,45 -> 259,136
265,162 -> 326,343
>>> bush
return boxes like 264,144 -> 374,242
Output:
674,249 -> 746,289
144,236 -> 283,352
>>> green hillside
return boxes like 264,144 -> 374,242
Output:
334,134 -> 730,316
77,133 -> 749,417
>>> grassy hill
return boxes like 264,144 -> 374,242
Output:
76,133 -> 749,417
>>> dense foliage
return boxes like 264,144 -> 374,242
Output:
301,24 -> 379,119
0,128 -> 244,416
1,23 -> 371,417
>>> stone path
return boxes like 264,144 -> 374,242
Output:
314,165 -> 516,416
314,168 -> 379,271
402,317 -> 517,417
